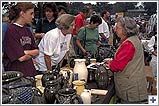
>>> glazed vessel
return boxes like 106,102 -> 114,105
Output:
57,88 -> 83,104
72,80 -> 85,95
80,89 -> 91,104
73,59 -> 88,82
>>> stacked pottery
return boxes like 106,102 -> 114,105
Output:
73,59 -> 88,82
42,71 -> 64,103
44,80 -> 61,104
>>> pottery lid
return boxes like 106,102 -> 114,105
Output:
60,68 -> 73,73
74,59 -> 86,62
58,88 -> 76,96
35,74 -> 43,79
72,80 -> 85,85
90,58 -> 96,61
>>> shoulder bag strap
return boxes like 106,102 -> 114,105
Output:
83,27 -> 87,49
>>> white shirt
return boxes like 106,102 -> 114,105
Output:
35,28 -> 72,71
98,18 -> 110,38
148,35 -> 156,52
148,35 -> 157,77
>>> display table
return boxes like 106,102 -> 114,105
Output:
86,77 -> 115,104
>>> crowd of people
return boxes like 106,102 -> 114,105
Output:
2,2 -> 157,104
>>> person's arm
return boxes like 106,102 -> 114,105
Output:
75,18 -> 84,34
24,49 -> 39,57
18,48 -> 39,62
76,39 -> 87,55
18,28 -> 39,62
106,41 -> 135,72
34,33 -> 45,39
152,51 -> 157,56
44,54 -> 52,71
99,33 -> 107,40
18,54 -> 32,62
76,28 -> 88,55
42,30 -> 57,71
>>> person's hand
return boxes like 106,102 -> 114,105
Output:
24,50 -> 29,54
32,58 -> 37,64
105,60 -> 111,67
40,33 -> 45,38
104,58 -> 112,68
35,33 -> 45,38
83,51 -> 91,57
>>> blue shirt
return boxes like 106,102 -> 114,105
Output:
35,17 -> 57,33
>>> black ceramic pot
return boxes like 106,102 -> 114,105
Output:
41,71 -> 60,87
2,71 -> 23,85
69,57 -> 75,68
56,88 -> 83,104
87,68 -> 96,82
44,79 -> 62,104
95,65 -> 109,89
2,71 -> 34,87
32,87 -> 46,104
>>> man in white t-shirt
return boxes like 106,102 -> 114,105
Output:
35,14 -> 75,73
98,10 -> 110,44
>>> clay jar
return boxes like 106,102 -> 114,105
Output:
59,68 -> 73,85
44,80 -> 61,104
90,58 -> 96,64
80,89 -> 91,104
57,88 -> 83,104
35,74 -> 43,87
72,80 -> 85,95
73,59 -> 88,82
41,71 -> 59,87
87,68 -> 96,82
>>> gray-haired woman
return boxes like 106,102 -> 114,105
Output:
105,17 -> 148,103
35,14 -> 75,73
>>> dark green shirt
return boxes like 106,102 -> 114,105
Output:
77,27 -> 99,56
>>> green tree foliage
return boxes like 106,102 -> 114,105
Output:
68,2 -> 85,15
114,2 -> 138,13
2,2 -> 15,14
